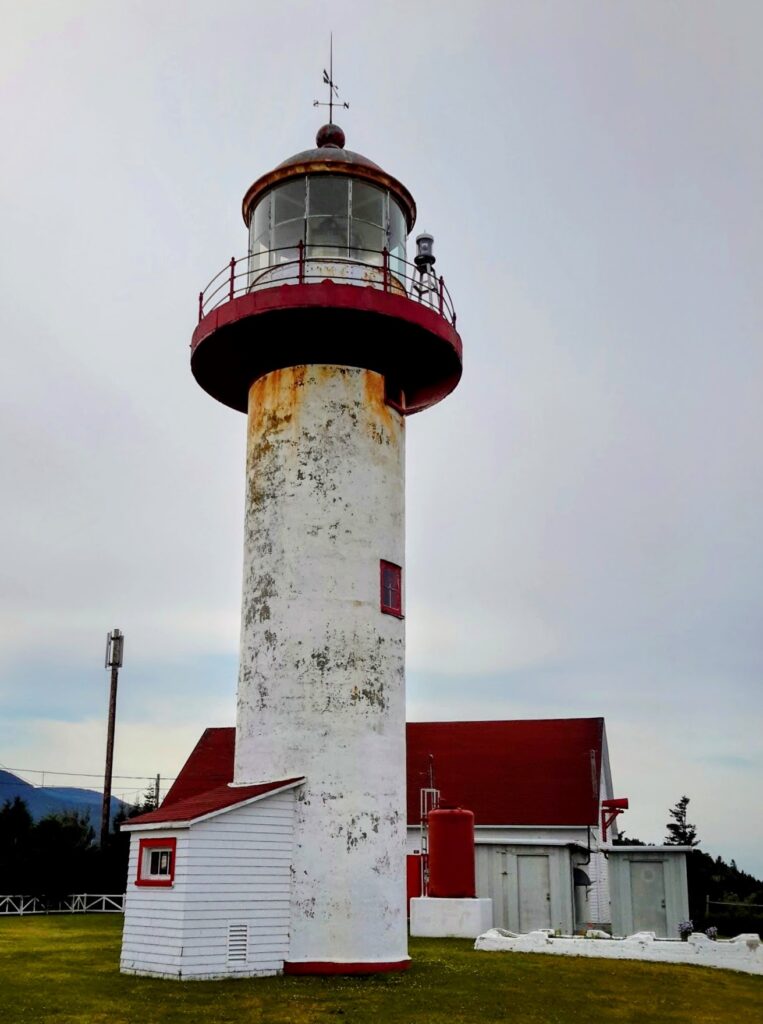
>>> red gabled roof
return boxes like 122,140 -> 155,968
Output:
150,718 -> 603,829
161,727 -> 236,806
407,719 -> 604,826
125,778 -> 303,827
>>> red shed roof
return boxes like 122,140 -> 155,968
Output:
161,727 -> 236,806
149,719 -> 604,829
407,719 -> 604,827
123,777 -> 303,828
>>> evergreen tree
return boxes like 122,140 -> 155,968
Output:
665,795 -> 699,846
0,797 -> 35,892
32,811 -> 97,897
98,786 -> 161,893
612,830 -> 651,846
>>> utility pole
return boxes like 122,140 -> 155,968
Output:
154,773 -> 160,809
100,628 -> 124,850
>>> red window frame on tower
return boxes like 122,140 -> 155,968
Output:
136,836 -> 177,887
380,560 -> 403,618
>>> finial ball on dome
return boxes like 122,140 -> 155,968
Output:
316,123 -> 346,149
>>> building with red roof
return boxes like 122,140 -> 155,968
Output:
123,713 -> 691,944
127,716 -> 616,934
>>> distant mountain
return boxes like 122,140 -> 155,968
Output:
0,769 -> 127,828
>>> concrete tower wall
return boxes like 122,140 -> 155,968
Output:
234,363 -> 407,967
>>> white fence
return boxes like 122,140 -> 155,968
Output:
0,893 -> 124,916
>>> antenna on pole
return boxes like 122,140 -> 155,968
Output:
313,32 -> 349,124
100,628 -> 124,850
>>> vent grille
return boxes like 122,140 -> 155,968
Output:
227,922 -> 248,963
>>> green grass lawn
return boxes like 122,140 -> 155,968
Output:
0,916 -> 760,1024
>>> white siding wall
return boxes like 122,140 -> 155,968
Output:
408,825 -> 592,852
474,826 -> 587,845
585,732 -> 615,927
474,844 -> 574,934
120,829 -> 190,978
120,790 -> 296,980
180,793 -> 295,978
584,849 -> 611,927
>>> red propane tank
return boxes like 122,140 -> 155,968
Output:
427,807 -> 476,898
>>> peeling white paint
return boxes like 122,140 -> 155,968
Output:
234,364 -> 408,966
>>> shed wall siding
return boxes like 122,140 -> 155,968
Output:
583,850 -> 610,927
585,731 -> 614,925
120,830 -> 190,977
407,825 -> 590,852
475,844 -> 574,934
119,790 -> 297,979
608,850 -> 689,938
180,793 -> 295,978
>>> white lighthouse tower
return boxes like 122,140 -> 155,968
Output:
120,116 -> 462,979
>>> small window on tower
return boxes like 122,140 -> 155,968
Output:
136,837 -> 177,887
380,560 -> 403,618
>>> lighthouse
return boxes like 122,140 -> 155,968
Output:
120,116 -> 461,979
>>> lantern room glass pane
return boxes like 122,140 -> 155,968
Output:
250,233 -> 270,274
273,179 -> 306,224
307,216 -> 349,258
273,219 -> 304,264
306,177 -> 349,257
389,200 -> 406,251
252,196 -> 270,242
308,177 -> 349,218
388,198 -> 407,280
352,181 -> 385,226
350,220 -> 385,263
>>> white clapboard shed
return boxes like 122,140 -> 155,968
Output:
605,845 -> 691,938
120,777 -> 304,979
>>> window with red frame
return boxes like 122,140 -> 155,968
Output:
380,560 -> 403,617
136,836 -> 177,887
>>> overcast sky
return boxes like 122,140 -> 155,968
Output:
1,1 -> 761,875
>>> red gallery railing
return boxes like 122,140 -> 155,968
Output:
197,243 -> 457,328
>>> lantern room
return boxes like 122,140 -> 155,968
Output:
191,124 -> 462,416
244,124 -> 410,273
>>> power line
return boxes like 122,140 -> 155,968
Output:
0,765 -> 176,782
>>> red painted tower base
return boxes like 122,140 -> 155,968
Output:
284,959 -> 411,976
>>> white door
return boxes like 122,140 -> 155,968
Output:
517,855 -> 552,932
629,860 -> 667,936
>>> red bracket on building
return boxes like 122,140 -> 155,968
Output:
601,797 -> 629,842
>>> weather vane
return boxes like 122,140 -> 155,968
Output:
313,33 -> 349,124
